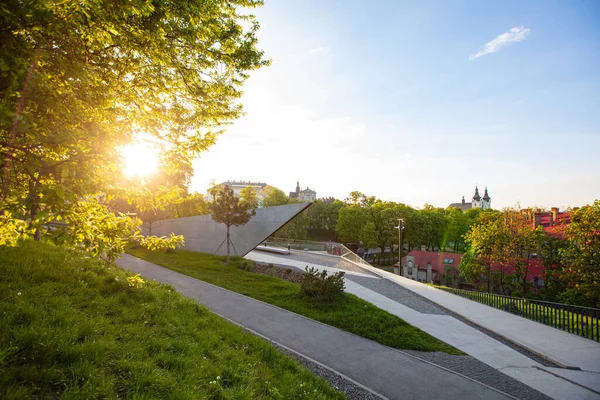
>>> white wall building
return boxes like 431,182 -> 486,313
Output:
207,180 -> 267,202
448,186 -> 491,211
289,180 -> 316,202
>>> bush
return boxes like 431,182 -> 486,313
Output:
237,260 -> 254,272
301,266 -> 345,299
139,233 -> 184,253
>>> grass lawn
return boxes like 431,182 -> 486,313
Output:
0,241 -> 344,399
127,246 -> 462,355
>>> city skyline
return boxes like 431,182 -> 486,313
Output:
189,0 -> 600,210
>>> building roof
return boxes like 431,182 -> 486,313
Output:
448,202 -> 473,211
221,181 -> 267,188
472,186 -> 481,201
300,188 -> 316,195
538,210 -> 571,238
482,187 -> 491,202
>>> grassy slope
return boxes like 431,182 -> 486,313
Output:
127,247 -> 462,355
0,241 -> 344,399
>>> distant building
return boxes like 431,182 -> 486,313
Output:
319,196 -> 336,204
289,180 -> 316,202
448,185 -> 491,211
207,180 -> 267,202
402,207 -> 572,289
522,207 -> 571,238
401,250 -> 464,285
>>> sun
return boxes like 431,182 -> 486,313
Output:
120,142 -> 159,178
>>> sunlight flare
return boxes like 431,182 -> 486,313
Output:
120,142 -> 159,178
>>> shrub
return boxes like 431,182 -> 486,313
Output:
127,274 -> 145,288
140,233 -> 184,253
301,266 -> 345,299
237,260 -> 254,272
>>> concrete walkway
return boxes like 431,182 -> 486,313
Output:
115,254 -> 513,400
245,251 -> 600,400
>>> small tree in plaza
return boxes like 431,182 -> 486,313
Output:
209,185 -> 256,263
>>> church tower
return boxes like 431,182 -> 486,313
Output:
481,187 -> 491,209
295,180 -> 300,196
472,186 -> 482,208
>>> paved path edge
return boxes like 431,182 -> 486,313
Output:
534,367 -> 600,396
340,257 -> 573,369
115,255 -> 518,400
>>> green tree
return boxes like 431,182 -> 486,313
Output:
538,235 -> 568,302
444,207 -> 470,252
261,186 -> 289,207
239,186 -> 259,209
132,185 -> 184,235
304,199 -> 344,241
369,202 -> 396,252
336,206 -> 367,243
413,207 -> 448,251
561,200 -> 600,307
359,221 -> 379,250
461,212 -> 505,293
171,192 -> 209,218
209,185 -> 256,263
462,209 -> 543,296
396,204 -> 418,252
0,0 -> 267,257
505,212 -> 544,297
345,191 -> 376,207
277,209 -> 309,240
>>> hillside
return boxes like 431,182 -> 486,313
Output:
0,241 -> 343,399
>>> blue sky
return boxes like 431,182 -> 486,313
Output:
190,0 -> 600,210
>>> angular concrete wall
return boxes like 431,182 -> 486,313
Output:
145,202 -> 311,257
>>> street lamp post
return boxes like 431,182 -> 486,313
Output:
395,218 -> 405,275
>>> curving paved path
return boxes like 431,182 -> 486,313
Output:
246,250 -> 600,400
116,254 -> 513,400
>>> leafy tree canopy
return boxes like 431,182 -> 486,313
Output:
261,186 -> 289,207
0,0 -> 268,260
561,200 -> 600,307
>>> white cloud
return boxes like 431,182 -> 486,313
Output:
308,46 -> 329,54
469,26 -> 531,60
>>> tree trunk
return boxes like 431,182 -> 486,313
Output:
522,257 -> 530,298
27,178 -> 41,241
226,224 -> 231,264
30,197 -> 40,241
498,270 -> 504,294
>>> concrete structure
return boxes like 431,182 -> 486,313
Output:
448,185 -> 491,211
289,180 -> 316,202
145,202 -> 311,257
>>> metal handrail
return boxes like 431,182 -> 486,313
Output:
437,286 -> 600,342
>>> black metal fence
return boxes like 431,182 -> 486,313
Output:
366,254 -> 399,266
438,287 -> 600,342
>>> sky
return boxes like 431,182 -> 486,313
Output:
189,0 -> 600,210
